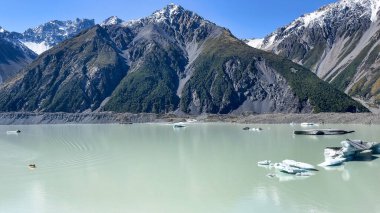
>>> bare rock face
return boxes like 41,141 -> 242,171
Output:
247,0 -> 380,108
231,60 -> 313,114
0,4 -> 367,114
184,58 -> 312,114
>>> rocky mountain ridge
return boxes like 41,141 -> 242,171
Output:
0,4 -> 367,114
19,18 -> 95,54
247,0 -> 380,108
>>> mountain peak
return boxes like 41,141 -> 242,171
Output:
161,3 -> 184,14
101,16 -> 124,26
0,26 -> 5,33
150,4 -> 188,23
111,4 -> 209,29
246,0 -> 380,110
281,0 -> 380,32
0,3 -> 368,114
249,0 -> 380,55
336,0 -> 380,22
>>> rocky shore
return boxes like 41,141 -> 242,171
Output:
0,112 -> 379,125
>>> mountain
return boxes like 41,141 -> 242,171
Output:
247,0 -> 380,108
0,26 -> 37,83
19,18 -> 95,54
101,16 -> 125,26
0,19 -> 93,83
0,4 -> 367,114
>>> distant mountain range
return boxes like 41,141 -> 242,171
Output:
20,18 -> 95,54
0,3 -> 369,114
247,0 -> 380,109
0,19 -> 95,83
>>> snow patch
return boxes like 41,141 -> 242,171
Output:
22,41 -> 51,55
169,4 -> 180,16
246,38 -> 264,48
302,10 -> 326,26
122,19 -> 140,27
0,27 -> 4,33
153,8 -> 167,23
151,4 -> 182,23
266,34 -> 276,47
370,0 -> 380,22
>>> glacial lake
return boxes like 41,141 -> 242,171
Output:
0,123 -> 379,213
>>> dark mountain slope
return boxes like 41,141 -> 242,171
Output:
0,4 -> 367,113
0,27 -> 37,83
0,26 -> 128,112
181,31 -> 366,114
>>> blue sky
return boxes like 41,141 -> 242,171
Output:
1,0 -> 337,38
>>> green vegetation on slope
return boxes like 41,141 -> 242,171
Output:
0,26 -> 129,112
180,32 -> 246,113
265,51 -> 368,113
302,42 -> 326,70
181,31 -> 367,113
103,44 -> 184,113
266,58 -> 367,112
348,45 -> 380,100
0,26 -> 368,114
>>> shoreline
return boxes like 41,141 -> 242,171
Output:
0,112 -> 379,125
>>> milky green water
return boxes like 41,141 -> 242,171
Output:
0,123 -> 379,213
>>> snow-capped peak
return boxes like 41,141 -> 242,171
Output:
159,3 -> 183,15
151,3 -> 185,23
280,0 -> 380,31
294,0 -> 380,28
0,26 -> 5,33
101,16 -> 124,26
99,4 -> 209,31
246,0 -> 380,50
167,3 -> 181,16
338,0 -> 380,22
20,18 -> 95,54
